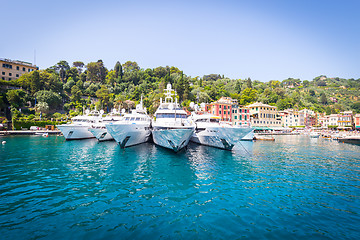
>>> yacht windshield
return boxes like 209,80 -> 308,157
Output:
156,113 -> 187,119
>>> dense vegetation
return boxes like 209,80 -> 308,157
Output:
1,60 -> 360,126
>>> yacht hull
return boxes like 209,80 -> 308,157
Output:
241,130 -> 255,141
88,128 -> 114,141
106,123 -> 151,148
191,127 -> 237,150
152,127 -> 194,152
231,127 -> 254,142
56,125 -> 94,140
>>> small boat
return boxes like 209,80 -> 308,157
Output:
254,135 -> 275,141
310,132 -> 320,138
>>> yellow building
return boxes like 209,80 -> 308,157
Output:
1,58 -> 38,81
246,102 -> 282,128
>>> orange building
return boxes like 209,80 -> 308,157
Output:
1,58 -> 38,81
206,97 -> 237,122
355,114 -> 360,130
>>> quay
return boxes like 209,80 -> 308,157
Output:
0,130 -> 61,136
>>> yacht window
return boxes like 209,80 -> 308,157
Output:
135,117 -> 140,121
130,117 -> 135,121
195,119 -> 208,122
125,117 -> 130,121
210,118 -> 220,123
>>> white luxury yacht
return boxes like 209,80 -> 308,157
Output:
56,110 -> 102,140
88,109 -> 123,141
190,113 -> 238,150
105,100 -> 152,148
152,84 -> 195,152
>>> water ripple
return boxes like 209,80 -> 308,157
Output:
0,136 -> 359,239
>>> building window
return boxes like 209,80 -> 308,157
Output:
16,66 -> 19,70
16,74 -> 19,77
1,77 -> 4,80
235,116 -> 237,119
2,72 -> 4,75
240,115 -> 242,120
28,69 -> 31,72
23,67 -> 26,71
2,63 -> 12,69
9,78 -> 11,80
245,115 -> 247,120
9,73 -> 12,76
219,111 -> 222,114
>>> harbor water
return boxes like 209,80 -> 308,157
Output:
0,135 -> 359,239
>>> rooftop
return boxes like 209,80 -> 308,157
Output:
0,58 -> 37,67
246,102 -> 276,108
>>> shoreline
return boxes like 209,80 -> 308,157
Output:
0,130 -> 61,136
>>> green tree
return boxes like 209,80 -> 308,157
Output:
67,67 -> 79,82
303,80 -> 310,87
86,60 -> 108,83
122,61 -> 140,73
114,61 -> 123,80
30,70 -> 42,93
320,92 -> 327,105
350,101 -> 360,113
235,80 -> 242,93
35,90 -> 62,109
70,85 -> 82,102
35,102 -> 49,114
246,78 -> 252,89
63,78 -> 76,93
239,88 -> 257,105
96,85 -> 111,109
73,61 -> 85,73
6,89 -> 26,108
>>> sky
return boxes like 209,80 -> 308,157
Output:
1,0 -> 360,82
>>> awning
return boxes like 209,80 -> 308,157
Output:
253,126 -> 272,130
271,127 -> 292,131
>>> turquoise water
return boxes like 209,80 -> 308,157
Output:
0,135 -> 359,239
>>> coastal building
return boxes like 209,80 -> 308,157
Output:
231,105 -> 250,126
321,114 -> 338,128
337,111 -> 354,129
1,58 -> 38,81
299,109 -> 317,127
278,109 -> 303,127
246,102 -> 281,128
206,97 -> 237,122
354,114 -> 360,130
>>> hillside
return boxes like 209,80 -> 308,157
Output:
1,60 -> 360,123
